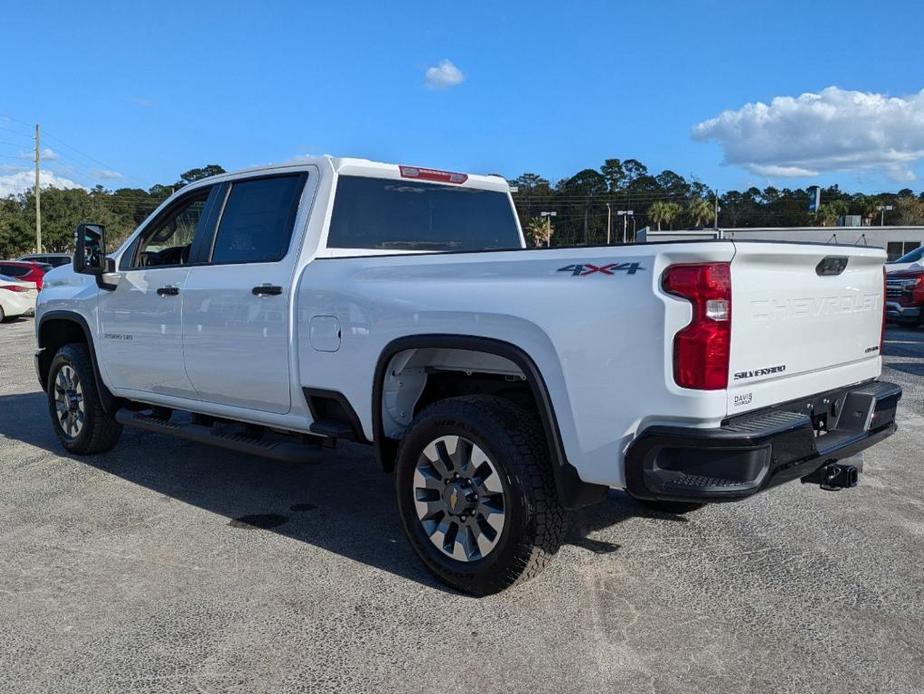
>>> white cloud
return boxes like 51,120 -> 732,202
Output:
0,169 -> 85,198
129,96 -> 153,107
15,147 -> 59,161
692,86 -> 924,181
424,59 -> 464,89
90,168 -> 123,180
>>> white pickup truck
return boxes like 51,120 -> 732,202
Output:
35,157 -> 901,594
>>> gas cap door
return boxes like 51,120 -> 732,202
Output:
309,315 -> 341,352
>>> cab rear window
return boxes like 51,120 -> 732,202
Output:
327,175 -> 521,252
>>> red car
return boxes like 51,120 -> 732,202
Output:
886,267 -> 924,327
0,261 -> 50,290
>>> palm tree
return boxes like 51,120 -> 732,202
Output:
526,216 -> 553,247
854,194 -> 881,226
664,202 -> 681,230
649,201 -> 668,231
687,197 -> 714,228
812,200 -> 848,227
648,201 -> 683,230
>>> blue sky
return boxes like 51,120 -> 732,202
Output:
2,0 -> 923,195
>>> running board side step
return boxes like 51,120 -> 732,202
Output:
309,419 -> 356,438
114,410 -> 324,464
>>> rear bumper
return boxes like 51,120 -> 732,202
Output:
2,294 -> 33,317
625,380 -> 901,503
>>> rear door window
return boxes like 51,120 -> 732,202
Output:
210,174 -> 306,264
327,175 -> 521,251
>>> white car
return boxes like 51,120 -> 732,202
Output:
0,274 -> 38,321
886,246 -> 924,274
33,157 -> 902,594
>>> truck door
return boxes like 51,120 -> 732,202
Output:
180,172 -> 310,414
98,185 -> 221,397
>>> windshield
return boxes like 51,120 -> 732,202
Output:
894,246 -> 924,263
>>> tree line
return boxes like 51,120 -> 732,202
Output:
0,165 -> 225,258
3,157 -> 924,258
509,158 -> 924,247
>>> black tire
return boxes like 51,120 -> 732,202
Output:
395,395 -> 566,595
47,343 -> 122,454
0,305 -> 6,322
633,497 -> 705,515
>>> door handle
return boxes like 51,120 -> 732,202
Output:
157,286 -> 180,296
252,284 -> 283,296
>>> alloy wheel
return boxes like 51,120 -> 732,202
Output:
54,364 -> 85,439
413,435 -> 506,562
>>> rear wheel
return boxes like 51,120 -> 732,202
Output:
395,396 -> 566,595
0,305 -> 6,322
47,343 -> 122,454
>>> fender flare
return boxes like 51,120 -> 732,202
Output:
371,334 -> 607,510
36,310 -> 116,413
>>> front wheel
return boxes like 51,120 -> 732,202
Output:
47,343 -> 122,454
395,396 -> 566,595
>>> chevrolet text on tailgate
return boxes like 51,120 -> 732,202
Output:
35,157 -> 902,595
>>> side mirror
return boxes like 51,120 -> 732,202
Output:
74,223 -> 106,275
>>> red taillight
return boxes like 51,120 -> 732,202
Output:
399,165 -> 468,184
0,284 -> 28,293
662,262 -> 732,390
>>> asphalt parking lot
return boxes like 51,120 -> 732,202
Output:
1,318 -> 922,694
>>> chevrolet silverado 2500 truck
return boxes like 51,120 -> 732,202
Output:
35,157 -> 901,594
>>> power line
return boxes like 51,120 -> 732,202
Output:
40,130 -> 145,188
0,123 -> 32,137
0,112 -> 33,128
1,112 -> 146,188
35,124 -> 41,251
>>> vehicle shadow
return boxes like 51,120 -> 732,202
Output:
0,391 -> 683,593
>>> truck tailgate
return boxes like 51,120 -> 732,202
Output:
727,243 -> 884,415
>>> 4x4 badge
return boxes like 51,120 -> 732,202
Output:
557,262 -> 643,276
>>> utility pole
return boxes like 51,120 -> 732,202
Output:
714,189 -> 720,230
617,210 -> 634,244
606,203 -> 612,244
540,211 -> 556,247
34,123 -> 41,252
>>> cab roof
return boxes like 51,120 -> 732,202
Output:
201,156 -> 511,193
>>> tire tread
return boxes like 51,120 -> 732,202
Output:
49,343 -> 122,454
396,395 -> 566,594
